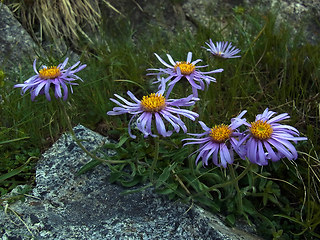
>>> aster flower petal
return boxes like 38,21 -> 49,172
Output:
148,52 -> 223,97
263,141 -> 280,162
247,138 -> 258,164
220,144 -> 232,167
44,81 -> 51,101
137,112 -> 151,136
33,59 -> 39,74
34,81 -> 47,96
200,69 -> 224,74
257,141 -> 268,165
54,83 -> 62,98
114,93 -> 139,106
154,53 -> 173,68
184,112 -> 247,168
61,81 -> 69,101
272,138 -> 298,159
267,113 -> 290,123
166,54 -> 176,66
167,94 -> 199,107
203,144 -> 216,166
155,112 -> 172,137
197,121 -> 210,132
185,75 -> 202,89
69,60 -> 81,70
14,58 -> 86,101
166,107 -> 199,121
160,112 -> 181,133
203,39 -> 241,58
239,108 -> 307,165
191,59 -> 203,65
128,116 -> 137,139
107,82 -> 199,138
187,52 -> 192,63
183,137 -> 210,145
165,111 -> 188,131
144,114 -> 157,138
267,138 -> 294,160
272,124 -> 300,134
60,57 -> 69,69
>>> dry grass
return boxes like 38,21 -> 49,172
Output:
5,0 -> 120,47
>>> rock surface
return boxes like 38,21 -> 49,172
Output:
102,0 -> 320,44
0,3 -> 37,73
0,125 -> 262,240
182,0 -> 320,44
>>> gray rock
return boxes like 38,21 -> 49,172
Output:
0,125 -> 262,240
182,0 -> 320,44
0,3 -> 37,73
102,0 -> 320,44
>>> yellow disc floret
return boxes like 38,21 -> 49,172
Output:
209,124 -> 232,143
250,120 -> 273,140
174,61 -> 195,75
140,93 -> 166,112
39,66 -> 61,79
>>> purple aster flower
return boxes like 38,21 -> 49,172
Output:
107,79 -> 199,139
238,108 -> 308,166
183,111 -> 247,168
147,52 -> 223,98
14,58 -> 86,101
203,39 -> 241,58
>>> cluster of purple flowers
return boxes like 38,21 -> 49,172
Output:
14,39 -> 307,167
183,108 -> 307,167
107,40 -> 307,167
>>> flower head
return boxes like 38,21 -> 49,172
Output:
203,39 -> 241,59
238,108 -> 308,165
107,79 -> 199,138
147,52 -> 223,98
183,111 -> 247,168
14,58 -> 86,101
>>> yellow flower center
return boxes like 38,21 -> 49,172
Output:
250,120 -> 273,140
140,93 -> 166,112
39,66 -> 61,79
209,124 -> 232,143
174,61 -> 195,75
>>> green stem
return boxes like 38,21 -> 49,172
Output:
193,162 -> 252,198
150,137 -> 160,183
229,164 -> 243,214
59,100 -> 128,164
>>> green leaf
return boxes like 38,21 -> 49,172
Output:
242,198 -> 256,215
0,157 -> 32,183
156,183 -> 178,195
193,195 -> 220,212
109,171 -> 123,183
155,166 -> 171,188
120,183 -> 153,195
115,135 -> 129,148
121,176 -> 141,187
272,229 -> 283,239
226,214 -> 236,226
76,159 -> 102,176
258,177 -> 267,191
102,143 -> 118,149
156,187 -> 174,195
0,137 -> 30,145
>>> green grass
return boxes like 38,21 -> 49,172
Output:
1,6 -> 320,240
